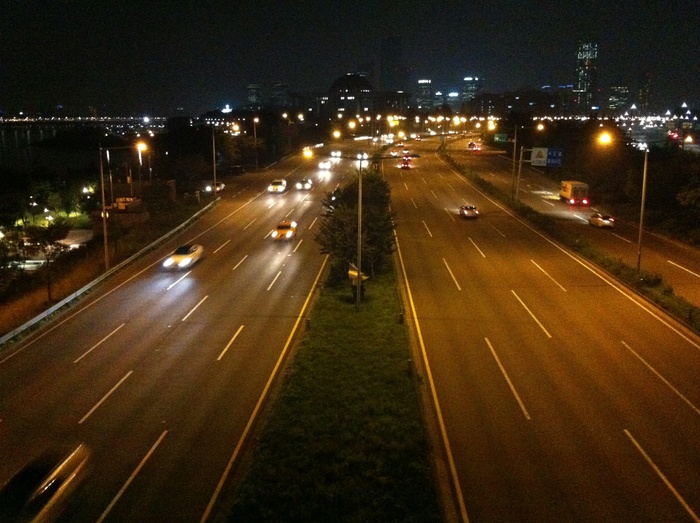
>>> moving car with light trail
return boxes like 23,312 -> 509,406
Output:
588,213 -> 615,228
459,204 -> 479,218
162,244 -> 204,269
268,179 -> 287,193
271,221 -> 297,241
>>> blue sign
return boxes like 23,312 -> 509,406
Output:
547,147 -> 563,167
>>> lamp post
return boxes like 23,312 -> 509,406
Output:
97,142 -> 147,271
637,148 -> 649,272
211,126 -> 217,196
356,152 -> 368,310
253,117 -> 259,171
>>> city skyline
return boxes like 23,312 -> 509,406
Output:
2,0 -> 698,116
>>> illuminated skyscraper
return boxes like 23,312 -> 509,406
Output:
416,79 -> 432,110
462,76 -> 482,104
573,41 -> 599,112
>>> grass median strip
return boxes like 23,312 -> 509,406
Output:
225,270 -> 443,522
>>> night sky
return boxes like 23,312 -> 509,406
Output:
2,0 -> 698,116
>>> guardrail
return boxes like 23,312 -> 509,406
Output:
0,200 -> 217,349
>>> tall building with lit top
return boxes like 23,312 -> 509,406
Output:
607,86 -> 629,114
416,79 -> 433,110
462,76 -> 482,104
573,41 -> 599,112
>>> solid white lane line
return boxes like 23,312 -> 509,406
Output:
423,221 -> 433,238
468,237 -> 485,258
166,271 -> 191,291
443,258 -> 462,291
485,338 -> 531,420
624,429 -> 700,523
621,341 -> 700,416
393,238 -> 470,523
74,323 -> 125,363
79,371 -> 133,424
97,430 -> 169,523
202,256 -> 330,523
668,260 -> 700,279
232,255 -> 248,271
181,295 -> 209,322
530,260 -> 567,291
213,239 -> 230,253
243,218 -> 257,230
217,325 -> 245,361
267,271 -> 282,291
308,216 -> 318,229
293,239 -> 303,253
511,290 -> 552,338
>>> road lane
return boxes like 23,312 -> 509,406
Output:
392,137 -> 700,521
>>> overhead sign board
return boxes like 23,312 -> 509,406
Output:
494,133 -> 509,143
547,147 -> 563,167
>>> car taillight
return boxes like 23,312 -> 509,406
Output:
569,199 -> 575,204
582,199 -> 589,205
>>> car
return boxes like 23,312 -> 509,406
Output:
390,151 -> 398,157
318,160 -> 332,170
459,204 -> 479,218
0,444 -> 91,523
162,244 -> 204,269
267,179 -> 287,193
402,148 -> 409,155
295,178 -> 313,190
400,160 -> 411,169
271,220 -> 297,241
467,141 -> 481,151
588,213 -> 615,228
204,181 -> 224,193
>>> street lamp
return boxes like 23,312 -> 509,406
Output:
98,142 -> 145,271
253,117 -> 259,170
356,152 -> 368,310
637,148 -> 649,272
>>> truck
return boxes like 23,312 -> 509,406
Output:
559,181 -> 589,205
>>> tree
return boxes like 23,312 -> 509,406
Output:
25,221 -> 70,302
315,168 -> 395,283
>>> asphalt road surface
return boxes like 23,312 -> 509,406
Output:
0,150 -> 353,522
389,136 -> 700,522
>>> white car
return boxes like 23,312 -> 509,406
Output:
588,213 -> 615,228
318,160 -> 332,170
162,244 -> 204,269
268,179 -> 287,193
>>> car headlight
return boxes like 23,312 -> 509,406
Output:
178,258 -> 192,267
272,231 -> 279,238
205,185 -> 213,192
286,231 -> 293,238
163,258 -> 174,268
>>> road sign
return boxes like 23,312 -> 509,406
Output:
495,133 -> 509,143
547,147 -> 563,167
531,148 -> 548,166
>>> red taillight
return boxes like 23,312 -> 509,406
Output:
569,199 -> 575,204
582,199 -> 589,205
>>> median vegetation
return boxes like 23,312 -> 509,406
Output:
223,166 -> 443,521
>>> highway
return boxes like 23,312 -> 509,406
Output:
0,152 -> 351,521
389,137 -> 700,521
445,140 -> 700,308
